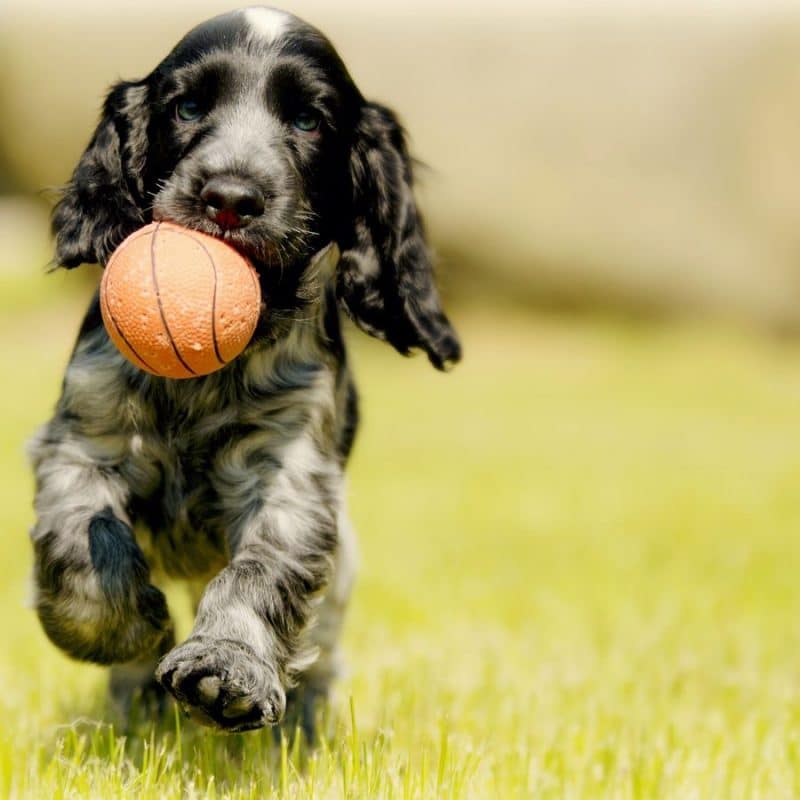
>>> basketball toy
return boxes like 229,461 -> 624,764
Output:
99,222 -> 262,379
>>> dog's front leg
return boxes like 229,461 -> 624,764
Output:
156,432 -> 339,732
29,427 -> 172,666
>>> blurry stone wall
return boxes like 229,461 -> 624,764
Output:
4,1 -> 800,327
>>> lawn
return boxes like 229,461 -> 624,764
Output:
3,277 -> 800,798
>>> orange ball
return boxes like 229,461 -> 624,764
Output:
100,222 -> 261,379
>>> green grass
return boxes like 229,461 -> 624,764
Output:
4,285 -> 800,797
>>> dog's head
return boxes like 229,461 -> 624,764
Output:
52,7 -> 460,370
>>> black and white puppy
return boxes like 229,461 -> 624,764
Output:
29,6 -> 459,734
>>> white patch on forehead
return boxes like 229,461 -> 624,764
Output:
244,7 -> 288,43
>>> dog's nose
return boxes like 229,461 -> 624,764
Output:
200,176 -> 265,229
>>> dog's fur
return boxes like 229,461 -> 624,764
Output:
29,6 -> 459,734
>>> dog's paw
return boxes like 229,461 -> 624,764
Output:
33,516 -> 172,665
110,667 -> 171,729
275,684 -> 328,746
155,637 -> 285,732
36,580 -> 171,665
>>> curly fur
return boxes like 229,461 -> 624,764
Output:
29,5 -> 460,736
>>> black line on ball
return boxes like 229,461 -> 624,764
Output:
208,251 -> 225,366
151,222 -> 198,377
163,227 -> 228,368
102,264 -> 159,375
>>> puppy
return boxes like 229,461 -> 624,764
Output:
28,7 -> 460,735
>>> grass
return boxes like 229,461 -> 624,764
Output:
3,278 -> 800,797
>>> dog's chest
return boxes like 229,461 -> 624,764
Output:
63,330 -> 331,575
120,362 -> 326,575
126,422 -> 230,577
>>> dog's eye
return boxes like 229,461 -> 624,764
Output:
293,110 -> 320,133
175,98 -> 204,122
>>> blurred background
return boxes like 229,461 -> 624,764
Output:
8,3 -> 800,794
6,0 -> 800,326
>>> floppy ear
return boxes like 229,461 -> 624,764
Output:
336,102 -> 461,370
52,80 -> 150,268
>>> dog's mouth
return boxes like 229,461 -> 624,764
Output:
146,202 -> 338,343
150,202 -> 318,276
151,208 -> 282,270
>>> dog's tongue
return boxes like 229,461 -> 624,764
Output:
214,209 -> 242,230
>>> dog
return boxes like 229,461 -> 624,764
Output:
28,6 -> 460,735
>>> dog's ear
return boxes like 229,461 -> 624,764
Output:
52,80 -> 150,268
336,102 -> 461,370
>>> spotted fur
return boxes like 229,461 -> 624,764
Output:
30,6 -> 459,736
